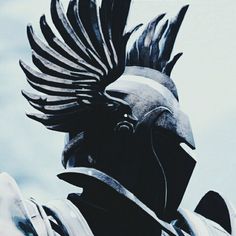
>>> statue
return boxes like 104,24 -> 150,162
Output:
0,0 -> 235,235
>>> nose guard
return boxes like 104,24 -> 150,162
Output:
156,108 -> 195,150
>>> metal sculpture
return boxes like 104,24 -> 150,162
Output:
0,0 -> 235,235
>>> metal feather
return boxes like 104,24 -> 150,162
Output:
127,5 -> 189,77
21,0 -> 134,132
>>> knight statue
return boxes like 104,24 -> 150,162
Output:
0,0 -> 235,235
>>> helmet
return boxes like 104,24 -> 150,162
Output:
20,0 -> 195,221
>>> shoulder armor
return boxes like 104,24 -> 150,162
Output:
194,191 -> 236,235
44,199 -> 94,236
175,191 -> 236,236
177,208 -> 230,236
0,172 -> 50,235
0,172 -> 93,236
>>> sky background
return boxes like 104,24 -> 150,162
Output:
0,0 -> 235,212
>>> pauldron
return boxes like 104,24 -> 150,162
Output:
0,171 -> 235,236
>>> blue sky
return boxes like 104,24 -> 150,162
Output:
0,0 -> 235,211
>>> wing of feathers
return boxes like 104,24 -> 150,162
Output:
127,5 -> 188,77
20,0 -> 140,132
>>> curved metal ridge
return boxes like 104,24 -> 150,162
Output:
124,66 -> 179,100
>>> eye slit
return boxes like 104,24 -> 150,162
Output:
88,155 -> 96,165
180,143 -> 196,160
